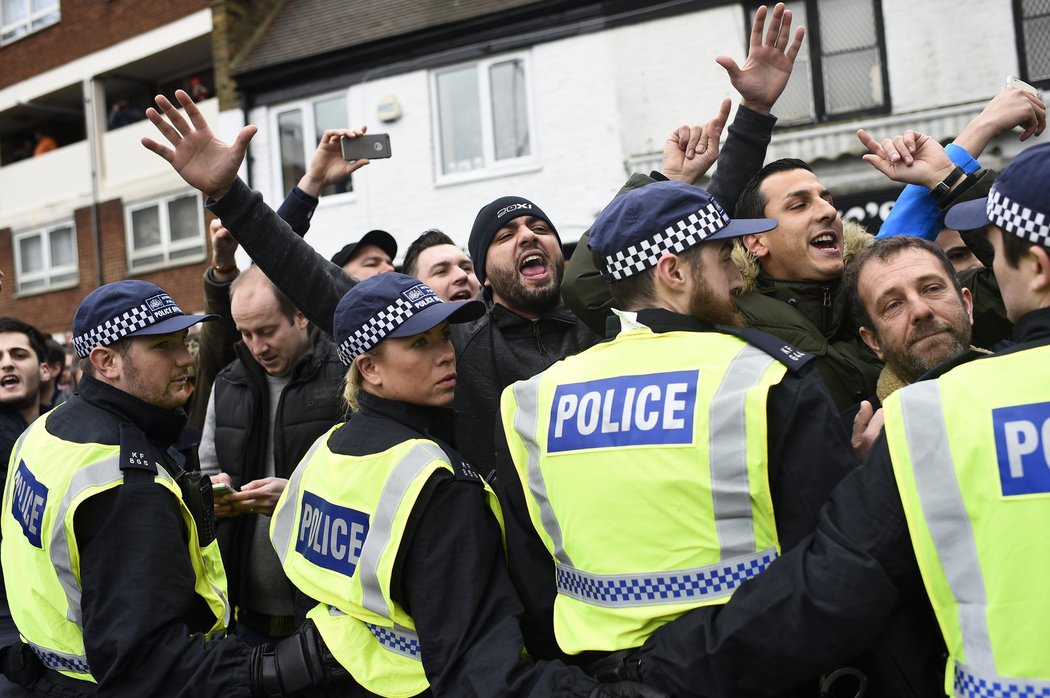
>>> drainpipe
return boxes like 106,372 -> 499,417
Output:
83,78 -> 104,287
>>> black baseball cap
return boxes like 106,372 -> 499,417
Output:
330,229 -> 398,268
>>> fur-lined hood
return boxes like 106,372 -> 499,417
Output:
733,220 -> 874,293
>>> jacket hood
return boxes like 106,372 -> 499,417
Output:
734,219 -> 873,294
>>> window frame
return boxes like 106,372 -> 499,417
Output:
750,0 -> 891,125
269,90 -> 355,205
1,0 -> 60,46
12,220 -> 78,296
430,52 -> 540,185
124,191 -> 207,273
1014,0 -> 1050,88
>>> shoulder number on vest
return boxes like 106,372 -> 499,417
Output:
994,400 -> 1050,496
11,460 -> 47,548
296,491 -> 370,577
548,371 -> 697,453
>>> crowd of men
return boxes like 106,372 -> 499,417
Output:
0,3 -> 1048,696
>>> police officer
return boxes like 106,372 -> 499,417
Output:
494,181 -> 858,672
0,281 -> 345,697
607,143 -> 1050,697
268,273 -> 665,697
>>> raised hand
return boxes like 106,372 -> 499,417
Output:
297,127 -> 371,197
141,89 -> 257,201
715,3 -> 805,115
662,98 -> 732,184
857,128 -> 955,189
954,87 -> 1047,158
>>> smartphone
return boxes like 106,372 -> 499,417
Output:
341,134 -> 392,161
212,482 -> 237,497
1007,75 -> 1041,98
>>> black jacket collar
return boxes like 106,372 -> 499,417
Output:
78,374 -> 189,446
357,391 -> 456,445
1011,307 -> 1050,347
605,308 -> 717,337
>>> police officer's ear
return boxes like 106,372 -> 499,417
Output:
89,345 -> 123,381
652,253 -> 688,292
355,352 -> 383,389
741,233 -> 770,260
1028,244 -> 1050,295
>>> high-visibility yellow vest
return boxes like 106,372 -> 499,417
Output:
885,344 -> 1050,697
270,428 -> 502,698
0,406 -> 231,683
500,325 -> 786,654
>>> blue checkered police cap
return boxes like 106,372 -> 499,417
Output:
72,280 -> 216,358
334,273 -> 485,366
587,181 -> 778,282
945,142 -> 1050,248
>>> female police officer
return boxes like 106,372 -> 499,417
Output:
267,273 -> 661,697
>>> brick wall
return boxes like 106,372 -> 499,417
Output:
0,0 -> 211,89
0,198 -> 209,337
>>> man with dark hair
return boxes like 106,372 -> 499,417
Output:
0,317 -> 50,473
402,229 -> 480,302
38,336 -> 68,411
496,180 -> 857,681
199,265 -> 344,645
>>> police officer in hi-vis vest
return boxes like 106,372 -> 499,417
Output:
267,272 -> 665,697
598,143 -> 1050,697
0,281 -> 346,697
494,181 -> 858,683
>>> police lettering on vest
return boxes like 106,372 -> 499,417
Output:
548,370 -> 698,452
295,491 -> 369,576
994,400 -> 1050,496
11,460 -> 47,548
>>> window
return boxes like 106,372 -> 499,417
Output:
13,222 -> 77,294
1,0 -> 59,45
1016,0 -> 1050,85
761,0 -> 889,123
433,55 -> 534,178
275,93 -> 352,199
125,192 -> 206,271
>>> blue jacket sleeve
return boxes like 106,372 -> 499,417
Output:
876,144 -> 980,240
274,186 -> 319,238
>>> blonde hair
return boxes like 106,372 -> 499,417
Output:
342,344 -> 383,412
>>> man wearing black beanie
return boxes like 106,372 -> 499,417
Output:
454,196 -> 601,473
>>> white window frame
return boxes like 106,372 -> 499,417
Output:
124,191 -> 207,273
12,220 -> 78,296
269,90 -> 354,205
1,0 -> 60,46
430,53 -> 540,186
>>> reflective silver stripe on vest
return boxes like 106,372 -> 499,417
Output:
271,437 -> 325,567
555,547 -> 777,608
512,372 -> 573,566
49,457 -> 123,628
357,442 -> 449,619
898,382 -> 995,676
954,661 -> 1050,698
708,344 -> 776,558
26,641 -> 91,676
365,623 -> 423,661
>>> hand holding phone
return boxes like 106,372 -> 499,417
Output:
341,134 -> 391,161
212,482 -> 237,498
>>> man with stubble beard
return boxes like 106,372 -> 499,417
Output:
454,197 -> 602,473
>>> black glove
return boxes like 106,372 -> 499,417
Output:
590,681 -> 669,698
0,643 -> 42,687
587,648 -> 643,683
249,619 -> 349,698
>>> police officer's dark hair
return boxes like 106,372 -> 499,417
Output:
0,317 -> 48,363
593,244 -> 707,310
229,265 -> 299,321
998,229 -> 1050,268
844,236 -> 964,330
735,158 -> 814,220
402,229 -> 457,278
